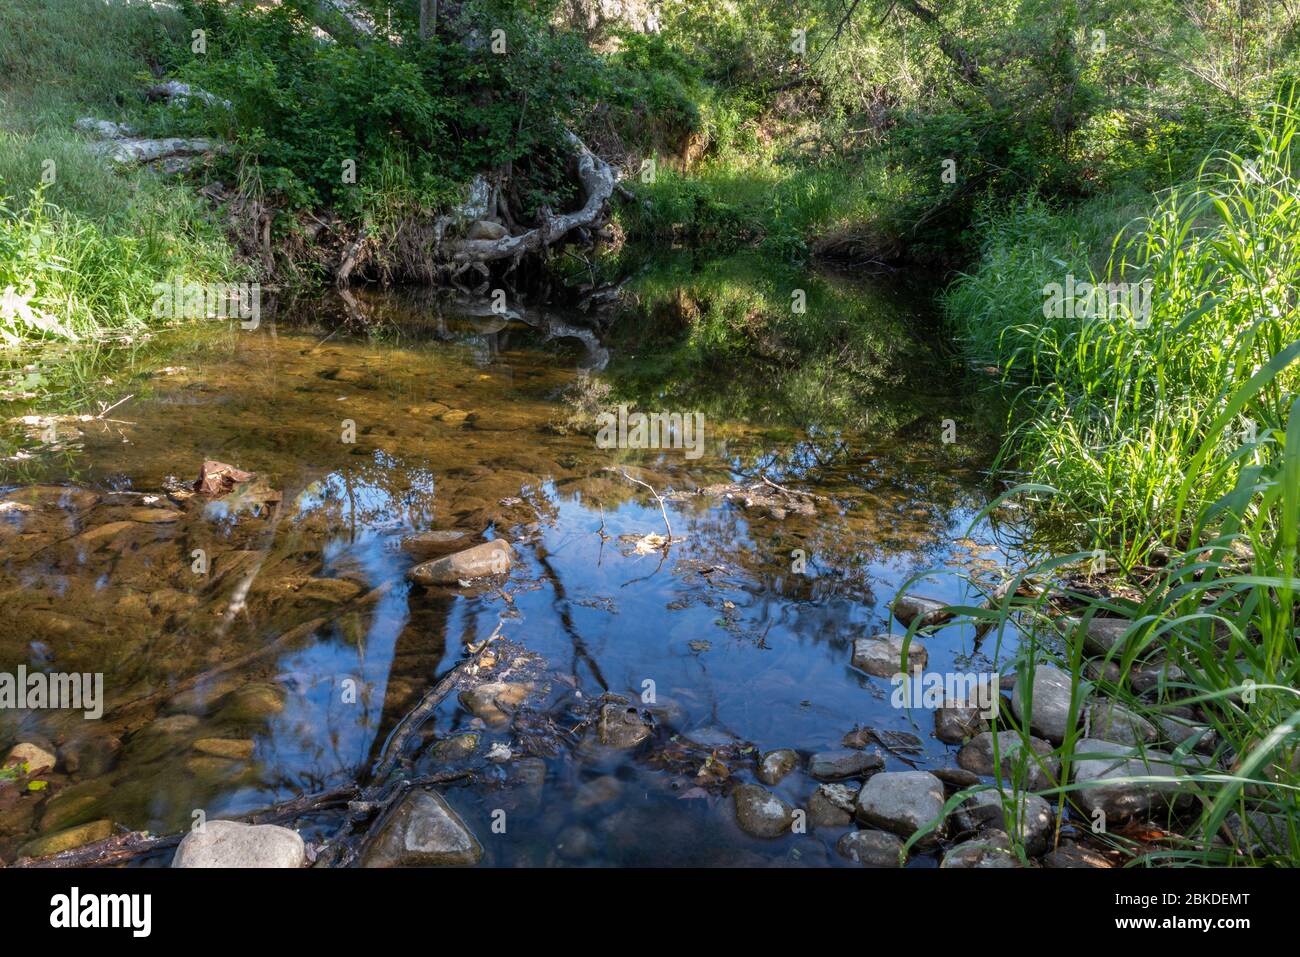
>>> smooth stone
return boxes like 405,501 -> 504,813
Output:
836,829 -> 904,866
58,731 -> 121,778
127,507 -> 181,523
1010,663 -> 1084,744
1070,738 -> 1192,822
934,698 -> 991,743
933,767 -> 982,789
596,702 -> 651,749
429,733 -> 481,763
808,749 -> 884,781
853,770 -> 947,847
4,742 -> 57,774
941,832 -> 1019,868
458,681 -> 530,725
890,594 -> 953,628
1225,811 -> 1292,856
1088,699 -> 1158,746
1063,616 -> 1133,655
574,775 -> 622,809
165,674 -> 245,715
192,738 -> 255,760
554,825 -> 598,861
361,789 -> 482,867
1131,662 -> 1187,695
732,783 -> 794,838
808,787 -> 854,827
296,577 -> 364,604
19,819 -> 114,858
39,790 -> 104,833
407,539 -> 513,585
851,634 -> 928,678
953,789 -> 1054,856
1155,715 -> 1217,753
956,731 -> 1059,791
756,748 -> 798,785
218,682 -> 287,723
400,529 -> 474,558
172,820 -> 305,868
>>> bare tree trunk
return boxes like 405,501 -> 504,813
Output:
419,0 -> 438,39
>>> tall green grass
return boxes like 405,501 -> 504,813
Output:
947,106 -> 1300,563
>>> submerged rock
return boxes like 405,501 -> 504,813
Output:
756,748 -> 798,785
854,770 -> 946,846
172,820 -> 305,868
361,790 -> 482,867
19,819 -> 114,859
596,702 -> 652,749
836,829 -> 903,866
458,681 -> 530,725
808,750 -> 883,781
851,633 -> 928,678
4,742 -> 57,774
399,529 -> 475,558
407,539 -> 513,585
732,783 -> 794,838
1010,664 -> 1084,744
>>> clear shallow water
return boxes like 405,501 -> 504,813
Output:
0,290 -> 1029,866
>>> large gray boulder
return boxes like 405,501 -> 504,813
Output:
956,730 -> 1059,792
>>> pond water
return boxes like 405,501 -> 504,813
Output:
0,283 -> 1032,867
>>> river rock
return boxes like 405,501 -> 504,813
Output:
172,820 -> 305,868
1010,663 -> 1083,744
58,731 -> 121,778
597,702 -> 651,748
933,767 -> 982,789
1155,714 -> 1217,753
400,529 -> 474,558
808,749 -> 884,781
756,748 -> 798,785
732,783 -> 794,838
851,633 -> 928,677
19,819 -> 114,858
1063,616 -> 1133,655
1070,738 -> 1192,822
934,698 -> 991,743
218,682 -> 287,723
941,832 -> 1018,868
4,742 -> 57,774
458,681 -> 530,725
953,789 -> 1054,856
407,539 -> 513,584
361,789 -> 482,867
854,770 -> 946,846
574,775 -> 622,809
890,594 -> 953,629
836,829 -> 904,866
808,786 -> 854,827
429,732 -> 481,763
192,737 -> 255,760
956,731 -> 1059,791
554,825 -> 599,861
1088,699 -> 1158,746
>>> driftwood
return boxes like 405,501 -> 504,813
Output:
444,133 -> 619,265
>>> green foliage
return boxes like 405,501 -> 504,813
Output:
947,107 -> 1300,557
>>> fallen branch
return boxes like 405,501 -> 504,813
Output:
604,467 -> 674,541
